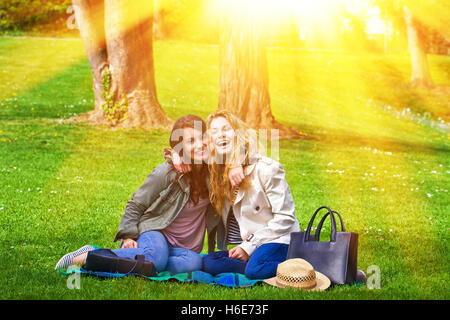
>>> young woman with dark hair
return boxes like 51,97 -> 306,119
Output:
55,115 -> 225,274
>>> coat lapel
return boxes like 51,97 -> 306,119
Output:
232,158 -> 257,205
233,187 -> 245,205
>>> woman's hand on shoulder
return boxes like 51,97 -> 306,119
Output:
228,166 -> 245,188
172,150 -> 192,174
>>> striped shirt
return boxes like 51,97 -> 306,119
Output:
227,207 -> 243,245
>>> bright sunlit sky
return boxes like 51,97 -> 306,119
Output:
213,0 -> 388,35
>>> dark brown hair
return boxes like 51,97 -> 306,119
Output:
169,114 -> 209,205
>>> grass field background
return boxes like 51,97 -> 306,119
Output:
0,37 -> 449,299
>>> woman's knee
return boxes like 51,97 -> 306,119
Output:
244,244 -> 289,280
188,253 -> 203,271
245,261 -> 279,280
167,249 -> 203,274
145,251 -> 168,272
138,231 -> 170,272
138,230 -> 168,249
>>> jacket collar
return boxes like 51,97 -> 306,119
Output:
165,162 -> 190,193
244,153 -> 261,176
176,173 -> 190,193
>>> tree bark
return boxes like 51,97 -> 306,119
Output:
104,0 -> 172,129
72,0 -> 172,129
153,0 -> 165,40
218,6 -> 300,139
72,0 -> 108,122
403,6 -> 433,88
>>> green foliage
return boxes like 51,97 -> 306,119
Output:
0,0 -> 72,33
373,0 -> 450,54
101,68 -> 128,126
156,0 -> 219,43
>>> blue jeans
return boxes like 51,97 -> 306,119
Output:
202,243 -> 289,280
94,230 -> 202,274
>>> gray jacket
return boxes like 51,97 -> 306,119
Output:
113,161 -> 226,253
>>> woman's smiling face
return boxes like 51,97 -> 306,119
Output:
182,127 -> 207,164
209,116 -> 236,157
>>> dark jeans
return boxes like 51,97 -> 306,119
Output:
202,243 -> 289,280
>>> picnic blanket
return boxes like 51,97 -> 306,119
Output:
59,267 -> 263,288
57,253 -> 264,288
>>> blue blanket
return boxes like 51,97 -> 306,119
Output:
59,267 -> 264,288
58,251 -> 264,288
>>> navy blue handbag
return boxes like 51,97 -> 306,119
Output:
287,206 -> 358,285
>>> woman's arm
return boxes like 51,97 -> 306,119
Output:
113,163 -> 172,242
163,148 -> 191,173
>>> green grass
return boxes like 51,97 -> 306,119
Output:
0,37 -> 449,299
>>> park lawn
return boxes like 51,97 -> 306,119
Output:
0,37 -> 449,299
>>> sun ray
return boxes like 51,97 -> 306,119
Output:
0,38 -> 86,103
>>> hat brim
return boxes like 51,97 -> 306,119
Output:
264,271 -> 331,291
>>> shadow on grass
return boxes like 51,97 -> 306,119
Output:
361,56 -> 450,122
0,59 -> 94,121
283,121 -> 449,155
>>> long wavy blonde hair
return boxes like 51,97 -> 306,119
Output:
206,110 -> 258,214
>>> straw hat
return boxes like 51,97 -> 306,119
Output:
264,258 -> 331,291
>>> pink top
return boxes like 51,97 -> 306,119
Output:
161,197 -> 209,253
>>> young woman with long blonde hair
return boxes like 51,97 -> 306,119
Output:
202,110 -> 301,279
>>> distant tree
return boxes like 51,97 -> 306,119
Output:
375,0 -> 449,87
403,5 -> 433,87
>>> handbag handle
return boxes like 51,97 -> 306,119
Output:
305,206 -> 338,242
312,210 -> 345,241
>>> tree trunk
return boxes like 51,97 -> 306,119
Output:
153,0 -> 165,40
104,0 -> 172,129
72,0 -> 172,129
218,6 -> 300,139
72,0 -> 108,122
403,6 -> 433,88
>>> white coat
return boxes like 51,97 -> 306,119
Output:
220,154 -> 301,256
